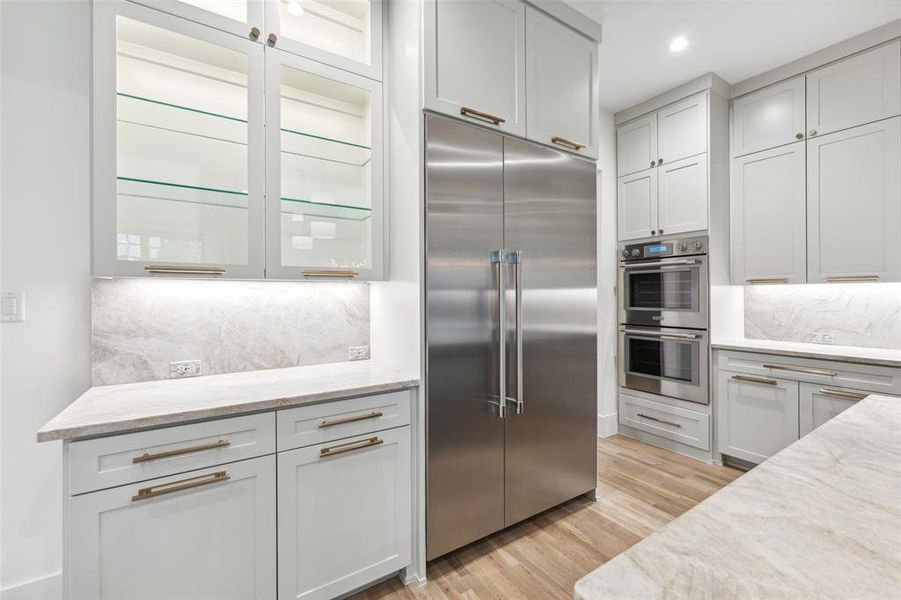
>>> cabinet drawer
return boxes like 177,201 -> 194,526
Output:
716,350 -> 901,396
277,390 -> 411,451
619,392 -> 710,450
69,412 -> 275,495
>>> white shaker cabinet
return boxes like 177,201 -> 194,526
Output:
731,143 -> 807,284
657,153 -> 708,236
70,457 -> 277,600
617,169 -> 657,241
657,93 -> 707,165
424,0 -> 526,137
731,76 -> 806,157
799,383 -> 867,437
807,41 -> 901,139
617,113 -> 657,177
525,6 -> 598,158
807,117 -> 901,283
129,0 -> 265,40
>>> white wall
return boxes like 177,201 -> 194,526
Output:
0,1 -> 91,598
597,109 -> 618,437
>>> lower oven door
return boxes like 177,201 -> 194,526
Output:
619,327 -> 709,405
619,256 -> 708,329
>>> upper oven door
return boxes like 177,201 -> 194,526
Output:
618,255 -> 708,329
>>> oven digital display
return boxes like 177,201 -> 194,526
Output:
646,244 -> 669,254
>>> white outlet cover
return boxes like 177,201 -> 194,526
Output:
348,346 -> 370,361
813,333 -> 836,345
170,360 -> 202,378
1,291 -> 24,322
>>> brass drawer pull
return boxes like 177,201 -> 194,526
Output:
745,277 -> 789,284
459,106 -> 505,126
133,439 -> 231,464
733,374 -> 778,386
636,413 -> 681,428
302,269 -> 359,278
145,265 -> 225,276
763,363 -> 837,377
132,471 -> 229,502
320,436 -> 383,458
551,136 -> 586,151
319,411 -> 383,428
819,388 -> 868,400
823,275 -> 880,283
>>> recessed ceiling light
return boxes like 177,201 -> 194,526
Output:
669,37 -> 690,53
286,0 -> 304,17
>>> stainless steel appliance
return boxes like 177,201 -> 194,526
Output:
425,114 -> 597,561
618,325 -> 709,405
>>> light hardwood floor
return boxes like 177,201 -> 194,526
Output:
353,434 -> 742,600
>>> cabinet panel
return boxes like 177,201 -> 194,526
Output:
731,143 -> 806,285
619,392 -> 710,450
807,41 -> 901,138
807,117 -> 901,283
617,169 -> 657,241
525,6 -> 597,158
657,93 -> 707,164
731,76 -> 806,157
70,457 -> 277,600
425,0 -> 526,137
616,114 -> 657,177
129,0 -> 264,39
657,153 -> 707,236
278,428 -> 411,600
717,370 -> 799,465
799,383 -> 868,437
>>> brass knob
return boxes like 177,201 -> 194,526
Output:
795,132 -> 804,140
267,33 -> 278,45
650,160 -> 656,167
657,158 -> 663,165
658,229 -> 664,235
651,230 -> 657,235
249,26 -> 260,40
809,129 -> 817,136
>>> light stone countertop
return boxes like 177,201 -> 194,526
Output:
38,361 -> 419,442
712,338 -> 901,368
574,394 -> 901,600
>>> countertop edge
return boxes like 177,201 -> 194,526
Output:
711,341 -> 901,368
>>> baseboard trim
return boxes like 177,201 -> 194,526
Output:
597,412 -> 618,438
0,572 -> 61,600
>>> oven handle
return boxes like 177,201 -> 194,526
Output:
622,259 -> 699,269
621,329 -> 702,340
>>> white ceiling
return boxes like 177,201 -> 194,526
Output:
565,1 -> 901,112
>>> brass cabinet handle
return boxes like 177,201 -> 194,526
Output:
132,471 -> 229,502
795,132 -> 804,140
302,269 -> 359,278
551,136 -> 586,151
763,363 -> 837,377
823,275 -> 880,283
320,436 -> 383,458
133,439 -> 231,464
809,129 -> 817,136
636,413 -> 681,428
267,32 -> 278,45
459,106 -> 505,126
733,374 -> 778,386
249,26 -> 261,40
145,265 -> 225,276
819,388 -> 867,400
319,411 -> 383,428
745,277 -> 790,284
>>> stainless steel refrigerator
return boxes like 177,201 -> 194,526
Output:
425,114 -> 598,560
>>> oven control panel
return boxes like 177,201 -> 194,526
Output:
620,236 -> 707,261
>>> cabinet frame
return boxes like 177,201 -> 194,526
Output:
731,77 -> 806,158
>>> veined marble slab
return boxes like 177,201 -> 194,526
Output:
575,394 -> 901,600
38,361 -> 419,442
712,338 -> 901,368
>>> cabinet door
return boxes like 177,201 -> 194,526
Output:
525,6 -> 598,158
731,76 -> 806,157
617,169 -> 657,241
807,41 -> 901,138
657,153 -> 708,236
799,383 -> 868,437
424,0 -> 526,137
264,0 -> 383,80
717,371 -> 799,465
617,113 -> 657,177
657,92 -> 707,165
265,49 -> 384,280
807,117 -> 901,283
93,0 -> 266,278
278,428 -> 411,600
129,0 -> 264,39
731,143 -> 806,285
70,457 -> 276,600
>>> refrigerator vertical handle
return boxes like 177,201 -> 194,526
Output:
507,251 -> 524,414
491,250 -> 506,418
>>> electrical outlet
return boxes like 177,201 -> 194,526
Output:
170,359 -> 201,378
348,346 -> 370,361
813,333 -> 836,345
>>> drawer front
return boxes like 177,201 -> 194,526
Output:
716,350 -> 901,395
277,390 -> 411,452
619,392 -> 710,450
69,412 -> 275,495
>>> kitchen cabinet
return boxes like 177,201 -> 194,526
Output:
657,93 -> 707,165
616,113 -> 656,177
617,169 -> 657,240
807,117 -> 901,283
525,6 -> 598,158
129,0 -> 265,40
70,456 -> 277,600
731,76 -> 806,157
799,383 -> 867,436
806,41 -> 901,139
424,0 -> 526,137
731,143 -> 806,284
657,153 -> 708,236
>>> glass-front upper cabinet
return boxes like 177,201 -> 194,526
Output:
93,0 -> 266,278
265,49 -> 384,279
129,0 -> 265,41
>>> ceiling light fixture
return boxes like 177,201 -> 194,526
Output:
669,36 -> 690,53
286,0 -> 304,17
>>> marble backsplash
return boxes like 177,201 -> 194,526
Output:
744,283 -> 901,350
92,278 -> 369,385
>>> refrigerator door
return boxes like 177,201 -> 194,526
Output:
425,115 -> 506,559
503,138 -> 598,526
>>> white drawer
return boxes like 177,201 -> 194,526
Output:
277,390 -> 411,452
716,350 -> 901,395
619,392 -> 711,450
69,412 -> 276,495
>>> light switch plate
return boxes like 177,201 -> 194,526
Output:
813,333 -> 835,345
1,291 -> 25,322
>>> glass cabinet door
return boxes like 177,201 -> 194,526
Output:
129,0 -> 265,40
93,0 -> 265,278
264,0 -> 382,81
265,49 -> 384,279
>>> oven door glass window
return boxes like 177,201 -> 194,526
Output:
626,336 -> 699,385
626,267 -> 699,311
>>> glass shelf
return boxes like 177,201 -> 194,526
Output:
117,176 -> 248,209
280,197 -> 372,222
